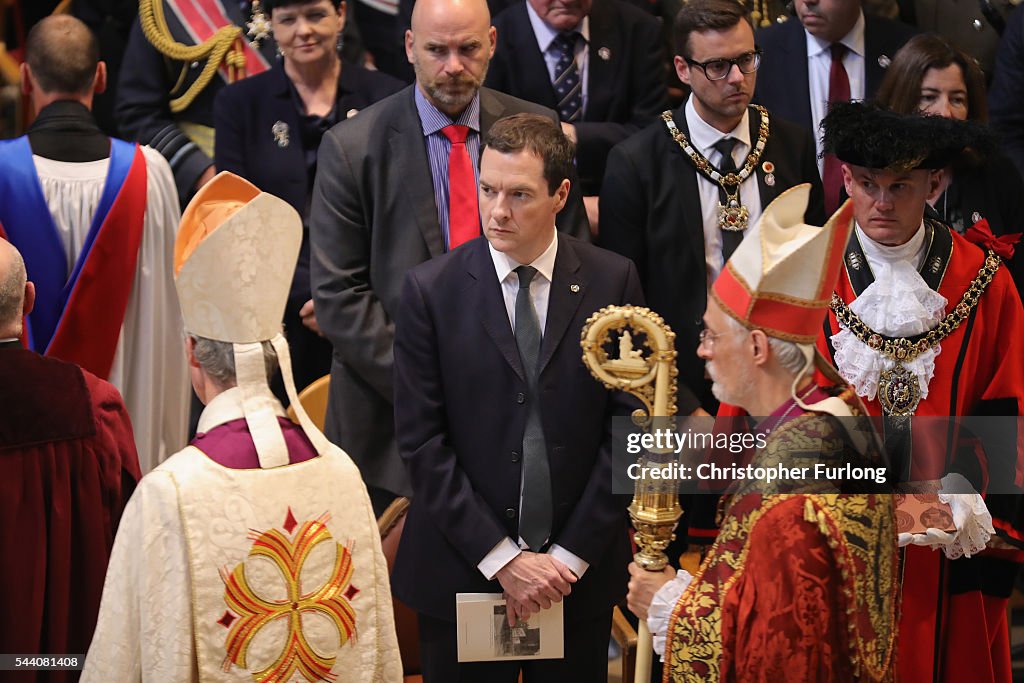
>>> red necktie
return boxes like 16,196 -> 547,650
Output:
441,124 -> 480,249
823,43 -> 850,216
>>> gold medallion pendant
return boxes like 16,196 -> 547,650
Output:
877,364 -> 921,417
718,198 -> 749,231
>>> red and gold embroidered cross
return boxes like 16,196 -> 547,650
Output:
220,508 -> 358,682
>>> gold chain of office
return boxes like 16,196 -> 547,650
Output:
829,250 -> 1002,364
661,105 -> 770,231
138,0 -> 247,113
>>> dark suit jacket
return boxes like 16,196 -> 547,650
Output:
214,62 -> 403,220
990,4 -> 1024,180
485,0 -> 667,195
214,62 -> 403,391
752,14 -> 918,132
310,85 -> 591,498
390,234 -> 641,622
938,153 -> 1024,296
599,104 -> 824,412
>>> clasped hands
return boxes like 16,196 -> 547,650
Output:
495,552 -> 577,626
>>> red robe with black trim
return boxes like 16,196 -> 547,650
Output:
0,346 -> 140,681
818,228 -> 1024,683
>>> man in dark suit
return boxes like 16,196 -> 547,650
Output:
753,0 -> 916,210
392,113 -> 640,682
310,0 -> 590,513
485,0 -> 668,208
601,0 -> 823,417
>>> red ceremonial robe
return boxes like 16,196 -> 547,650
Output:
818,225 -> 1024,683
0,344 -> 140,681
664,386 -> 898,682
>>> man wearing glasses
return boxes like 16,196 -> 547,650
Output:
599,1 -> 825,612
600,0 -> 824,420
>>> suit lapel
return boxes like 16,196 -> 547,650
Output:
509,6 -> 559,110
479,88 -> 508,144
269,66 -> 306,180
863,17 -> 888,97
470,239 -> 527,381
672,108 -> 709,290
538,236 -> 585,375
391,89 -> 445,257
753,109 -> 777,207
584,0 -> 617,122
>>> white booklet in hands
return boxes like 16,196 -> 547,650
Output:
455,593 -> 564,662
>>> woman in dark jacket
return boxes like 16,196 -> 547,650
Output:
876,33 -> 1023,294
215,0 -> 403,393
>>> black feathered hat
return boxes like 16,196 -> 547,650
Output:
821,101 -> 995,172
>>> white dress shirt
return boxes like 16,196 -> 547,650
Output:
526,1 -> 590,115
684,98 -> 764,284
806,11 -> 866,173
477,231 -> 590,581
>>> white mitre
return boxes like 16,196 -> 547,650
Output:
174,171 -> 330,467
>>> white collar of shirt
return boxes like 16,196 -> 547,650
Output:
805,10 -> 865,58
856,220 -> 929,271
525,2 -> 590,53
489,230 -> 558,285
196,386 -> 287,434
489,231 -> 558,333
684,97 -> 752,158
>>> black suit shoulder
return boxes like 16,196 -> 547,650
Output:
220,61 -> 402,100
769,111 -> 816,147
755,15 -> 804,49
343,63 -> 406,102
864,13 -> 919,45
323,85 -> 414,143
480,86 -> 560,120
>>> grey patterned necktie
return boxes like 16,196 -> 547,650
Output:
552,32 -> 583,123
513,266 -> 551,550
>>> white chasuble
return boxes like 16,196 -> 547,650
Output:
83,446 -> 400,682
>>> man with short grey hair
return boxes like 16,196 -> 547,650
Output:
625,185 -> 897,678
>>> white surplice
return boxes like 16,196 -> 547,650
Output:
32,147 -> 189,471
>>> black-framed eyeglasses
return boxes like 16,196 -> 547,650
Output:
685,48 -> 762,81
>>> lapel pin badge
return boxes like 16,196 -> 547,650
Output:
971,211 -> 982,223
346,108 -> 359,119
272,121 -> 290,148
570,284 -> 581,293
878,54 -> 891,68
598,47 -> 611,61
762,161 -> 775,186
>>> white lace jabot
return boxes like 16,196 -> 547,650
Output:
830,224 -> 948,402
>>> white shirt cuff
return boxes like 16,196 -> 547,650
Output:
547,544 -> 590,579
648,570 -> 693,661
478,537 -> 522,581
